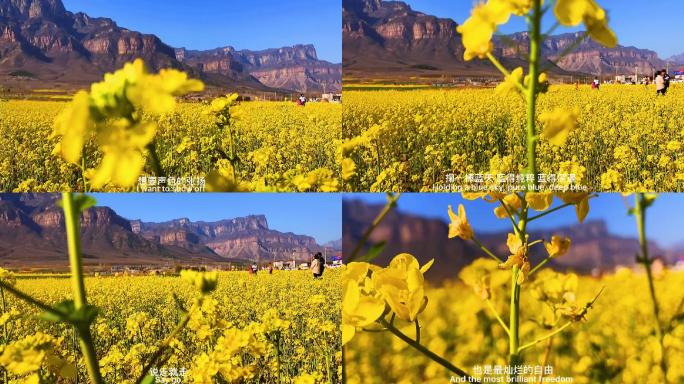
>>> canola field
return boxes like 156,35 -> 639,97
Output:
0,270 -> 342,383
341,85 -> 684,192
344,266 -> 684,384
0,99 -> 341,192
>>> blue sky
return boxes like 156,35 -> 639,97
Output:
91,193 -> 342,244
346,193 -> 684,248
403,0 -> 683,59
62,0 -> 342,63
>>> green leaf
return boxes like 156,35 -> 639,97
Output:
73,194 -> 97,213
356,241 -> 386,263
140,373 -> 156,384
39,300 -> 99,326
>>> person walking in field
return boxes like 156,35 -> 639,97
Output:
591,77 -> 600,90
310,252 -> 324,279
656,70 -> 666,96
663,70 -> 671,95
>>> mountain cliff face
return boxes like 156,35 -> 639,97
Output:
343,200 -> 680,283
0,0 -> 338,93
499,32 -> 664,76
0,194 -> 323,269
176,45 -> 342,93
0,0 -> 187,83
133,214 -> 322,262
343,0 -> 468,76
343,0 -> 666,79
0,193 -> 214,269
668,53 -> 684,65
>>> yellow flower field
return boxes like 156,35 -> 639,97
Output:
342,85 -> 684,192
344,266 -> 684,384
0,270 -> 342,383
0,99 -> 341,192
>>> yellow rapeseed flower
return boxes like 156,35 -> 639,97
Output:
556,192 -> 590,223
540,108 -> 578,146
526,192 -> 554,211
499,233 -> 530,284
342,263 -> 386,345
555,0 -> 617,47
447,204 -> 474,240
371,254 -> 433,322
545,235 -> 572,258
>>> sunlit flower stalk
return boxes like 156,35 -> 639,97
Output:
633,193 -> 668,380
61,193 -> 104,384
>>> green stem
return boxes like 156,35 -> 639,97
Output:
80,154 -> 89,193
414,319 -> 421,344
62,193 -> 104,384
1,288 -> 7,384
472,236 -> 503,263
529,256 -> 552,276
635,194 -> 668,379
509,266 -> 521,370
518,322 -> 572,352
378,318 -> 472,379
0,281 -> 66,319
526,0 -> 542,189
146,142 -> 166,178
528,194 -> 598,222
487,52 -> 527,93
221,116 -> 238,180
527,202 -> 575,222
485,298 -> 510,335
63,194 -> 87,308
135,311 -> 192,384
348,193 -> 400,262
498,198 -> 522,236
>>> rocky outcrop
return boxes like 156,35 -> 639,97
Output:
343,0 -> 667,79
135,215 -> 322,262
668,53 -> 684,65
176,45 -> 342,93
0,0 -> 283,91
499,32 -> 664,76
343,0 -> 464,73
0,194 -> 223,268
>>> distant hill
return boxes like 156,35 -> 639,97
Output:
342,199 -> 682,283
176,45 -> 342,93
668,53 -> 684,65
0,193 -> 324,270
322,238 -> 343,251
343,0 -> 665,81
0,0 -> 340,93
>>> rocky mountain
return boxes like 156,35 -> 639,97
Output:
343,0 -> 476,78
0,0 -> 339,93
176,44 -> 342,93
668,53 -> 684,65
0,193 -> 324,270
343,0 -> 665,80
343,200 -> 682,283
499,32 -> 664,77
323,238 -> 343,251
132,215 -> 322,262
0,193 -> 223,270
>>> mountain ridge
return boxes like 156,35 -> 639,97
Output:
343,0 -> 667,81
342,200 -> 683,283
0,0 -> 340,93
0,193 -> 326,270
